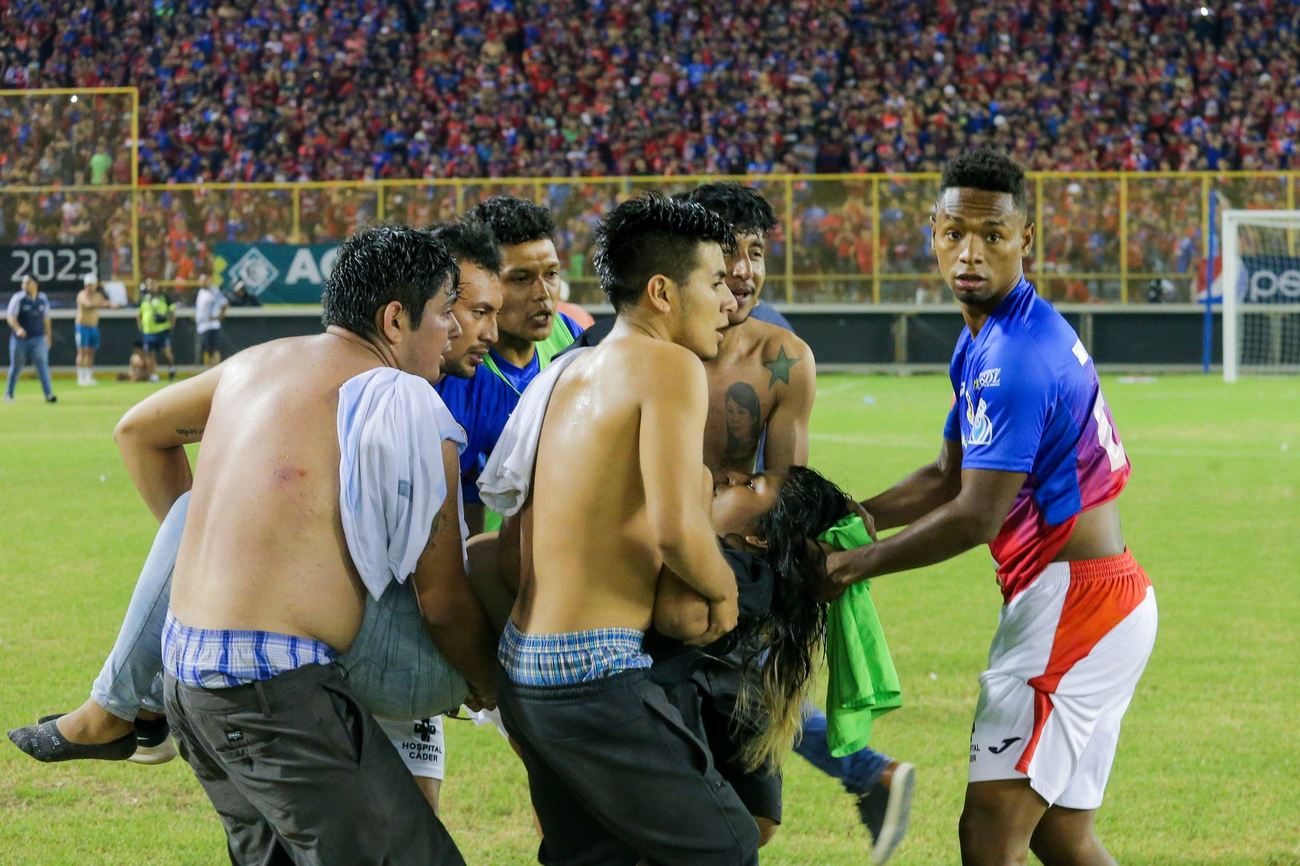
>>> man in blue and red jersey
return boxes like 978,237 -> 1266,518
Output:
437,195 -> 584,534
823,148 -> 1157,866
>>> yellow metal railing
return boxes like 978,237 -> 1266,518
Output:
1,88 -> 1297,304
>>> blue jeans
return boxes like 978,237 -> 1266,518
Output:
89,493 -> 190,719
795,703 -> 892,795
6,334 -> 54,398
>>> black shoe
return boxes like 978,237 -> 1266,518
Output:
129,717 -> 177,765
35,712 -> 176,765
855,762 -> 915,864
45,394 -> 57,403
8,719 -> 136,762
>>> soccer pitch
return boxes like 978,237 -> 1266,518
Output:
1,374 -> 1296,865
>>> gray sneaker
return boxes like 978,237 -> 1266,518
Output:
855,761 -> 915,864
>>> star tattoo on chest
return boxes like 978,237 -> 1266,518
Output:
763,346 -> 800,388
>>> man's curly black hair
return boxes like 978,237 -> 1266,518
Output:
428,218 -> 503,274
593,193 -> 738,313
321,225 -> 458,339
939,147 -> 1028,214
466,195 -> 555,247
675,183 -> 779,237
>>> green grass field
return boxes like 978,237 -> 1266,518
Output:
1,374 -> 1297,865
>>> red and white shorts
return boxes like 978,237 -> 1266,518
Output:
968,551 -> 1156,809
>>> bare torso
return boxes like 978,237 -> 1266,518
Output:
75,289 -> 106,327
168,334 -> 384,650
702,319 -> 811,474
518,337 -> 696,634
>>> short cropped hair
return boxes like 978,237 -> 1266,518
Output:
428,218 -> 503,274
466,195 -> 555,246
593,193 -> 737,313
321,225 -> 459,339
676,183 -> 778,237
939,148 -> 1028,214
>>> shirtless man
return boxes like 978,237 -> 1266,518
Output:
75,274 -> 116,386
494,194 -> 758,865
11,222 -> 506,829
676,185 -> 816,475
675,183 -> 914,861
128,226 -> 494,865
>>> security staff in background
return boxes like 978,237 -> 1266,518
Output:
5,275 -> 57,404
137,278 -> 177,382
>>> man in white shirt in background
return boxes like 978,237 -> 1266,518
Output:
194,273 -> 228,368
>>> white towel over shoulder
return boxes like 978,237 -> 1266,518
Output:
478,347 -> 589,517
337,367 -> 467,600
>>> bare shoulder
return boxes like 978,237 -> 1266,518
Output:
602,337 -> 705,395
745,322 -> 814,386
751,320 -> 813,360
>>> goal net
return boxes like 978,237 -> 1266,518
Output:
1220,210 -> 1300,381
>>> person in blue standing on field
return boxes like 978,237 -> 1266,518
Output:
436,195 -> 585,534
5,275 -> 57,404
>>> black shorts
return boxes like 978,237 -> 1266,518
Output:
497,666 -> 759,866
200,329 -> 221,352
660,663 -> 783,824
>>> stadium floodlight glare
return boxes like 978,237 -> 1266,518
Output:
1220,209 -> 1300,381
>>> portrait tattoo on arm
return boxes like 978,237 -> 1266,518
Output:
721,382 -> 763,469
762,346 -> 800,388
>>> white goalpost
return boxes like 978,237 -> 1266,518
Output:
1220,209 -> 1300,382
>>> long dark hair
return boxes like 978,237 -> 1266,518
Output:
733,466 -> 854,771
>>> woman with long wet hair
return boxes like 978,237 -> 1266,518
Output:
654,465 -> 865,772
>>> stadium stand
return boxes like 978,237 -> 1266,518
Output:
2,1 -> 1297,185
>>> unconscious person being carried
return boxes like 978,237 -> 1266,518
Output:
649,465 -> 901,787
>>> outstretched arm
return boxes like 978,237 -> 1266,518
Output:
824,466 -> 1024,599
860,437 -> 964,531
113,364 -> 223,521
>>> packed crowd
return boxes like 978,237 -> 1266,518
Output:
2,0 -> 1298,187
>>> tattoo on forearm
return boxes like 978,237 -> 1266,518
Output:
175,427 -> 204,438
763,346 -> 800,388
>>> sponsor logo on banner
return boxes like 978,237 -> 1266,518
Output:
1200,255 -> 1300,305
1243,256 -> 1300,303
214,242 -> 340,303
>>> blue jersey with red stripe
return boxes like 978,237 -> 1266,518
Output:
943,277 -> 1130,601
